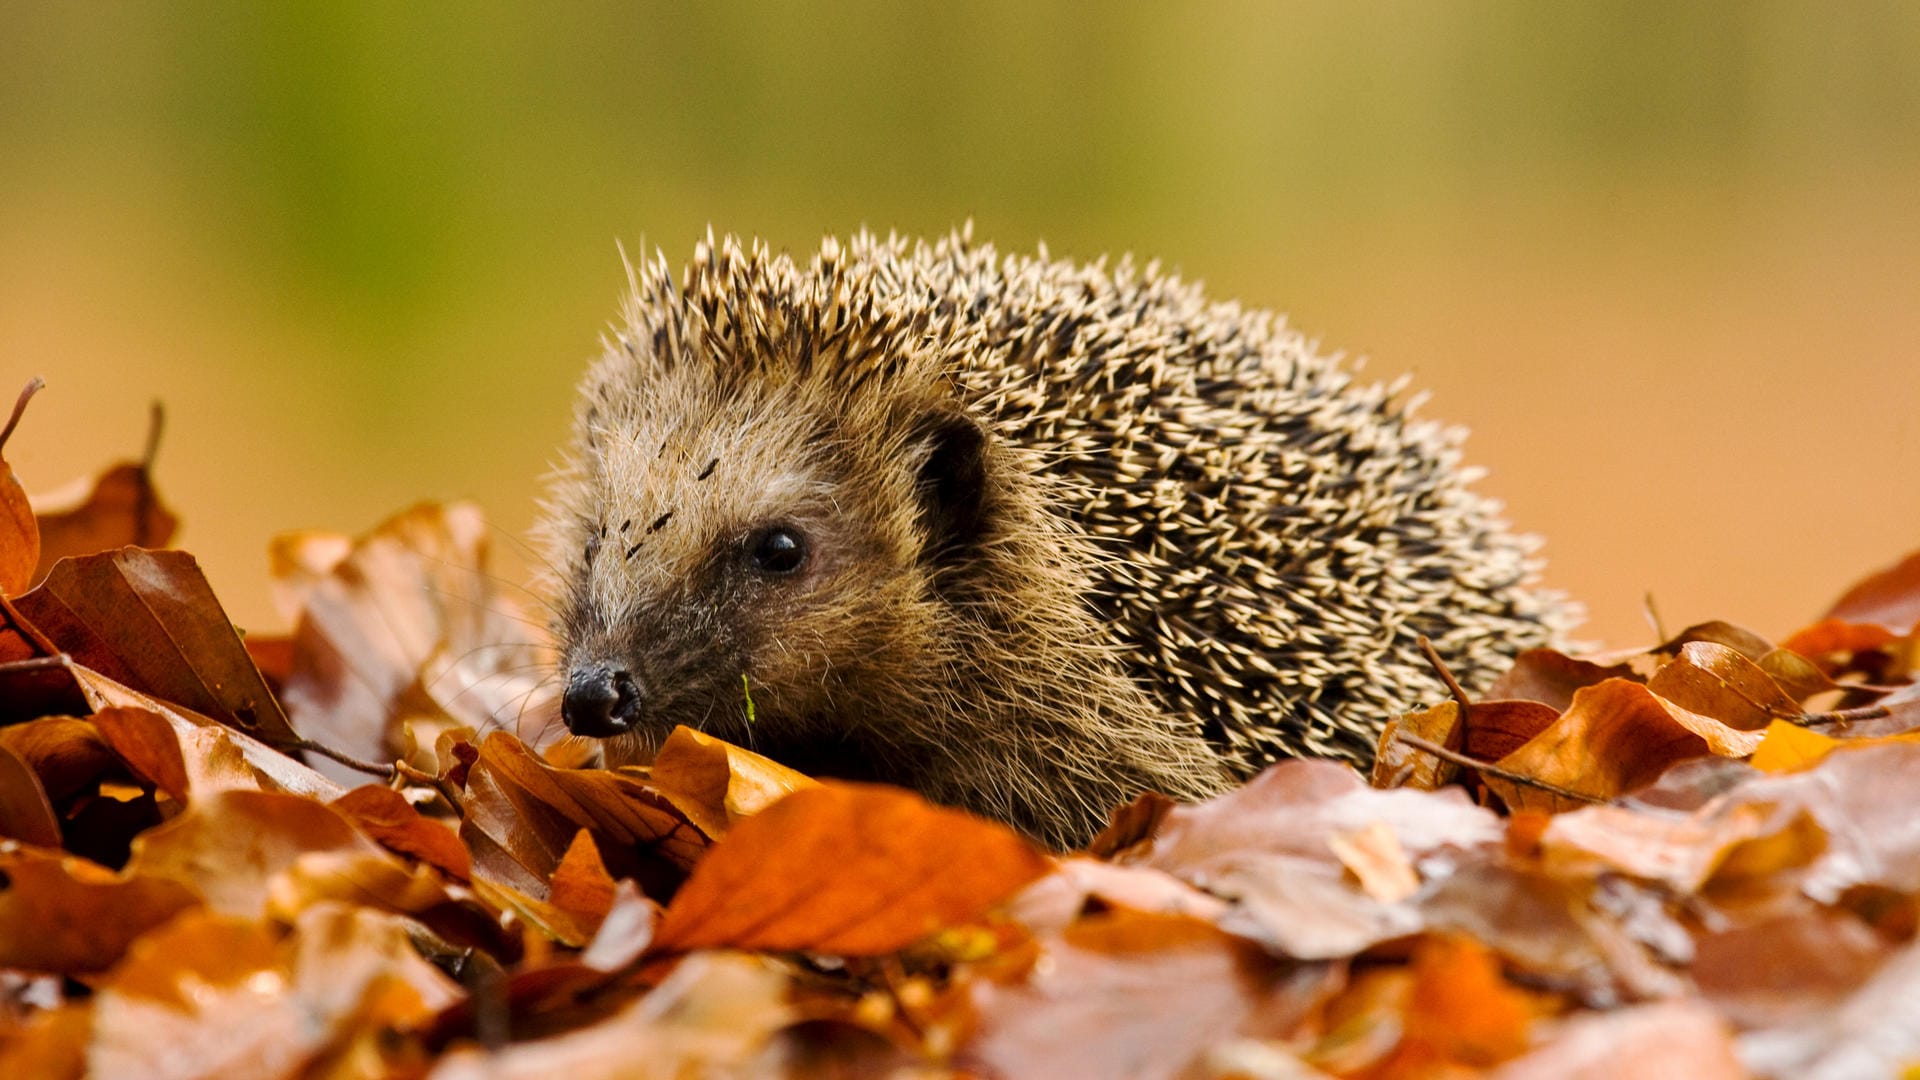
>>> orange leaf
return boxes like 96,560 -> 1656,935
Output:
645,724 -> 818,838
1488,680 -> 1734,811
1648,641 -> 1798,731
0,845 -> 198,974
653,782 -> 1051,956
0,378 -> 44,596
1400,935 -> 1537,1067
331,784 -> 472,880
550,829 -> 617,929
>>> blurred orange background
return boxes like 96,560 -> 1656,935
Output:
2,4 -> 1916,648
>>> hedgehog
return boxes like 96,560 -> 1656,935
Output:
539,227 -> 1572,850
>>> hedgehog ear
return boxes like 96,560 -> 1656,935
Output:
912,411 -> 991,567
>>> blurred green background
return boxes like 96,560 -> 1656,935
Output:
2,2 -> 1916,645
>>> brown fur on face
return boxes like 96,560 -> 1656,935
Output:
539,229 -> 1571,850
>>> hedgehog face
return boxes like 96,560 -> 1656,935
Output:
551,365 -> 990,777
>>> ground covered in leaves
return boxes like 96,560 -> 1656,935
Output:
2,379 -> 1919,1079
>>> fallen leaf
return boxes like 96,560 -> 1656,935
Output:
1822,546 -> 1920,636
32,463 -> 179,588
13,549 -> 296,746
0,846 -> 198,974
550,829 -> 617,930
330,784 -> 471,880
1398,934 -> 1539,1068
1487,1001 -> 1744,1079
1484,648 -> 1635,711
273,503 -> 561,785
90,904 -> 458,1080
1487,680 -> 1739,811
961,909 -> 1332,1080
0,379 -> 44,597
1328,821 -> 1420,904
1648,641 -> 1799,731
0,743 -> 61,847
644,725 -> 818,839
460,732 -> 702,895
425,953 -> 792,1080
653,782 -> 1051,956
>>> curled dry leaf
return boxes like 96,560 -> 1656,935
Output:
1647,641 -> 1798,732
460,731 -> 703,894
426,953 -> 793,1080
1486,680 -> 1746,812
0,845 -> 199,974
652,782 -> 1052,957
90,905 -> 459,1080
1484,647 -> 1635,711
962,909 -> 1333,1080
0,743 -> 61,848
643,725 -> 818,839
13,549 -> 296,747
0,378 -> 44,596
1821,546 -> 1920,636
272,502 -> 561,785
32,464 -> 179,589
329,784 -> 471,880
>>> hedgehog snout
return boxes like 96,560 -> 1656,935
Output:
561,663 -> 644,738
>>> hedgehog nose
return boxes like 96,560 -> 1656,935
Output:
562,665 -> 642,737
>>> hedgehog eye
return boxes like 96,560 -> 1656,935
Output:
747,526 -> 807,575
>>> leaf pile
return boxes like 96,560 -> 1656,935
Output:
2,379 -> 1920,1079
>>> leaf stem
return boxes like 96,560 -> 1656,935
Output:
1,378 -> 44,454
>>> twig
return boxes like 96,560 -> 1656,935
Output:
395,760 -> 467,818
0,653 -> 75,674
1798,704 -> 1893,730
1394,732 -> 1603,805
1643,591 -> 1668,642
142,401 -> 165,472
1417,635 -> 1472,725
135,401 -> 166,547
1,377 -> 44,452
279,734 -> 396,778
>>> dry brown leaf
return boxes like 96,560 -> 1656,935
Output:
31,463 -> 179,588
0,379 -> 44,597
86,706 -> 192,803
1487,1001 -> 1744,1080
1487,680 -> 1741,812
1648,641 -> 1798,731
1484,647 -> 1636,711
1328,821 -> 1420,904
460,732 -> 704,895
272,503 -> 560,785
0,742 -> 61,847
1779,616 -> 1900,661
961,909 -> 1331,1080
0,845 -> 199,974
426,953 -> 792,1080
1822,546 -> 1920,636
644,724 -> 818,839
653,782 -> 1052,956
0,716 -> 117,805
1398,934 -> 1540,1069
90,904 -> 458,1080
1370,701 -> 1459,790
74,666 -> 340,800
330,784 -> 472,880
13,549 -> 296,747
